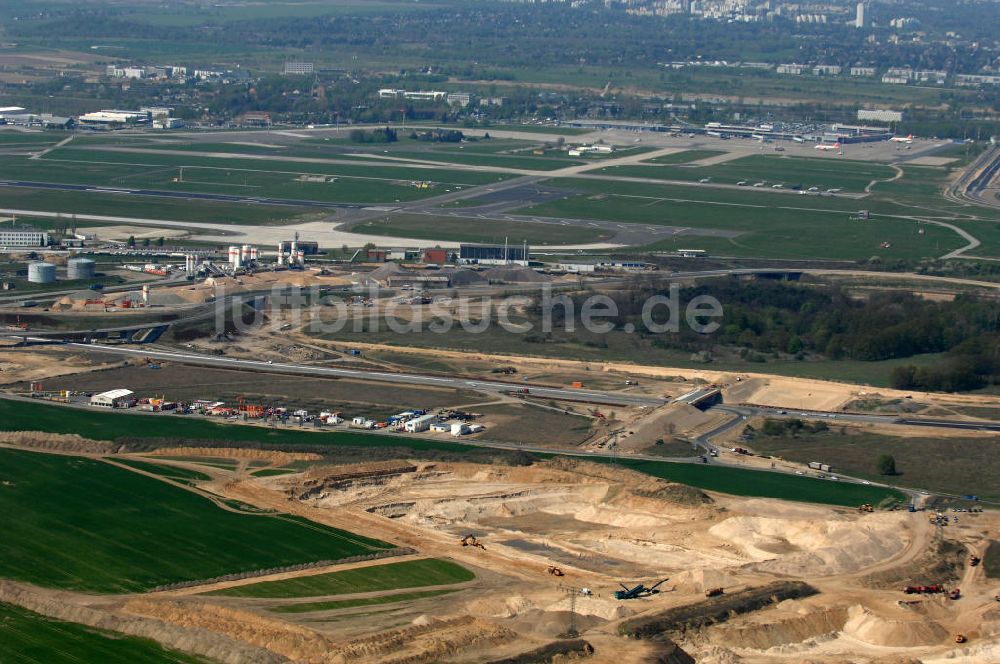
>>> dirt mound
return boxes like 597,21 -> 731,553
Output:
0,582 -> 281,664
482,266 -> 553,283
332,615 -> 515,664
619,403 -> 724,450
146,447 -> 322,466
485,639 -> 594,664
842,604 -> 949,646
709,514 -> 908,576
672,569 -> 740,594
620,581 -> 818,639
362,262 -> 403,285
542,457 -> 711,506
859,534 -> 965,589
124,598 -> 330,661
0,431 -> 116,455
441,268 -> 488,286
708,604 -> 847,650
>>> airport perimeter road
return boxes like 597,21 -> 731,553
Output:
65,343 -> 667,408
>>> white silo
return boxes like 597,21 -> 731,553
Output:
229,245 -> 242,268
67,258 -> 96,280
27,262 -> 57,284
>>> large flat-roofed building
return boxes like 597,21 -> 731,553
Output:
459,243 -> 530,266
857,109 -> 904,123
78,109 -> 151,126
283,61 -> 314,75
90,389 -> 136,409
0,227 -> 49,247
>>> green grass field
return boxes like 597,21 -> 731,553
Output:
642,150 -> 725,164
587,154 -> 897,193
0,448 -> 391,592
0,603 -> 206,664
270,588 -> 458,613
206,558 -> 474,598
111,458 -> 212,482
0,186 -> 313,225
617,459 -> 904,506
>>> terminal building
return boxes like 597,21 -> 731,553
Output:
459,243 -> 530,266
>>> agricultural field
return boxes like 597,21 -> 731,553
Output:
269,588 -> 458,614
206,558 -> 474,598
0,448 -> 391,592
745,427 -> 1000,502
0,603 -> 206,664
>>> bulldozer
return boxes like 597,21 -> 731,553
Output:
460,534 -> 486,550
970,555 -> 981,567
858,504 -> 874,513
547,566 -> 565,577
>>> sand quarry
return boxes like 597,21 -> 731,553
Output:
5,442 -> 998,664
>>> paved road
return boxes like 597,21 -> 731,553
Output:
63,343 -> 667,408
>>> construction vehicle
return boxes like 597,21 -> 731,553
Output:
858,504 -> 874,513
705,587 -> 725,598
460,534 -> 486,550
955,634 -> 967,644
949,588 -> 961,600
902,585 -> 944,595
547,566 -> 565,577
614,579 -> 668,600
970,555 -> 981,567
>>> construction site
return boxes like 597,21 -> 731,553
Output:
1,433 -> 998,664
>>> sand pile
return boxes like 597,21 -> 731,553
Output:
147,447 -> 322,466
708,603 -> 847,650
124,598 -> 331,661
442,268 -> 487,286
0,431 -> 115,454
709,514 -> 908,576
465,595 -> 537,619
482,266 -> 553,283
542,596 -> 627,620
360,262 -> 402,285
672,568 -> 740,594
842,605 -> 949,647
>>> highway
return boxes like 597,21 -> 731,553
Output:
64,343 -> 667,408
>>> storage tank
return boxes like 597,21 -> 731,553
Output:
27,262 -> 56,284
228,245 -> 241,268
67,258 -> 96,280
